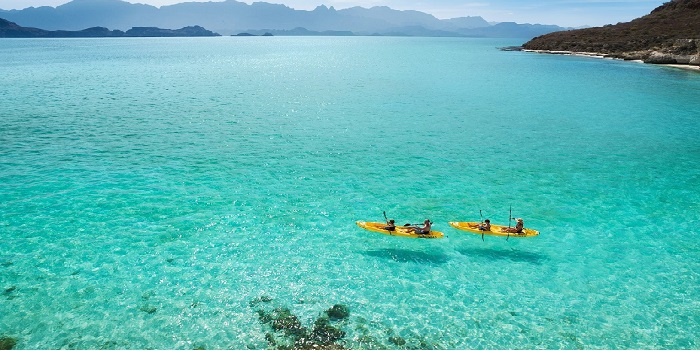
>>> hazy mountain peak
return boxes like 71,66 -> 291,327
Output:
444,16 -> 490,29
0,0 -> 568,38
57,0 -> 127,7
57,0 -> 155,10
313,5 -> 336,12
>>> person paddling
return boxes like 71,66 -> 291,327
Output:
383,219 -> 396,231
502,218 -> 524,233
478,219 -> 491,231
406,219 -> 431,235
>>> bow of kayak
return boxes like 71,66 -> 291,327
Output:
356,221 -> 444,239
449,221 -> 539,237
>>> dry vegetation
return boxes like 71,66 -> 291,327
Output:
523,0 -> 700,63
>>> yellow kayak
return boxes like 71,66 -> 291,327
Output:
449,221 -> 539,237
356,221 -> 444,239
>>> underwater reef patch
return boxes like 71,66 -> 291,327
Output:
251,296 -> 442,349
253,297 -> 350,349
140,305 -> 157,314
325,304 -> 350,321
0,336 -> 18,350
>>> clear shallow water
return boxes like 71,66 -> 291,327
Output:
1,37 -> 699,349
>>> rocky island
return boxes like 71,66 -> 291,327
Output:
124,26 -> 220,37
522,0 -> 700,68
0,18 -> 220,38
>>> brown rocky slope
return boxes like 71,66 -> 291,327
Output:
522,0 -> 700,65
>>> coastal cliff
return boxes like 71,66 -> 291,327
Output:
522,0 -> 700,66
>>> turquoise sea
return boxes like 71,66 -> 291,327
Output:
1,37 -> 699,349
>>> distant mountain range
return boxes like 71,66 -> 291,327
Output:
0,0 -> 570,38
0,18 -> 220,37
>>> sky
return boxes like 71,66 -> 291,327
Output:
0,0 -> 669,27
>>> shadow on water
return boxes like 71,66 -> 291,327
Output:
362,248 -> 450,265
456,246 -> 547,265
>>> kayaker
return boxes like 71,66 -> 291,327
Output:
383,219 -> 396,231
502,218 -> 524,233
478,219 -> 491,231
407,219 -> 431,235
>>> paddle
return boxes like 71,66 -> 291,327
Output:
383,211 -> 394,232
402,220 -> 433,236
506,206 -> 513,241
508,206 -> 512,228
403,221 -> 433,226
479,209 -> 485,242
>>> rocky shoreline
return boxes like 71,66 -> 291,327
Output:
519,47 -> 700,72
521,37 -> 700,65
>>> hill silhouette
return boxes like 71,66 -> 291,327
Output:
522,0 -> 700,65
0,0 -> 567,38
0,18 -> 220,37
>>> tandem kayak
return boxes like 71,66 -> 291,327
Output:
448,221 -> 539,237
356,221 -> 444,239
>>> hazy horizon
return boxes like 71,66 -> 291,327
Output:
0,0 -> 668,28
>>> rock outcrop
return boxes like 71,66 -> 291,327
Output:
522,0 -> 700,66
124,25 -> 219,37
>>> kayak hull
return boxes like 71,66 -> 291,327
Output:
356,221 -> 444,239
448,221 -> 539,237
